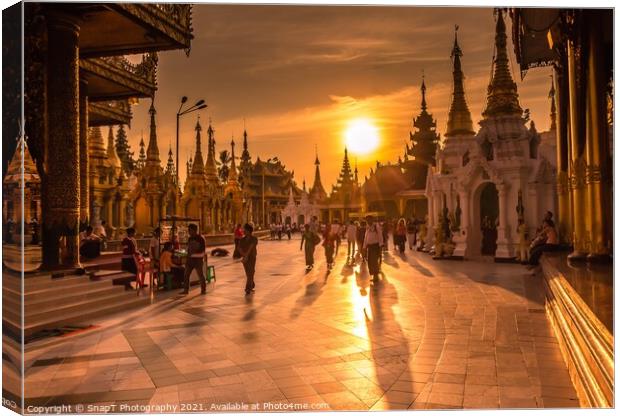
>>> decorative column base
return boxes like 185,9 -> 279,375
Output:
452,228 -> 468,258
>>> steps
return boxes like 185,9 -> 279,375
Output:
2,268 -> 149,340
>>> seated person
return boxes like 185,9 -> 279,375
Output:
121,227 -> 139,275
79,226 -> 101,259
528,219 -> 559,265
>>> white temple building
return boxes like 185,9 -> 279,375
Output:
281,185 -> 319,225
426,13 -> 557,260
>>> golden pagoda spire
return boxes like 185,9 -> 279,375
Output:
549,74 -> 557,131
445,25 -> 475,137
107,126 -> 121,170
482,9 -> 522,118
229,136 -> 238,182
205,118 -> 218,180
191,117 -> 205,175
310,145 -> 327,200
146,99 -> 160,163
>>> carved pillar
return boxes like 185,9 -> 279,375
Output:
79,77 -> 89,227
42,12 -> 81,269
584,20 -> 612,260
495,183 -> 512,258
567,37 -> 589,259
554,66 -> 572,244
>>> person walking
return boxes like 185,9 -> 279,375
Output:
356,220 -> 367,262
381,221 -> 389,252
285,223 -> 292,240
395,218 -> 407,253
181,223 -> 207,295
322,223 -> 336,270
238,223 -> 258,295
346,220 -> 357,263
300,224 -> 319,271
331,219 -> 341,256
363,216 -> 384,282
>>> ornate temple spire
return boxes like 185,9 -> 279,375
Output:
337,147 -> 354,185
421,76 -> 428,111
186,156 -> 193,179
354,158 -> 359,185
89,126 -> 106,159
549,75 -> 557,131
107,126 -> 121,170
4,136 -> 40,185
445,25 -> 475,137
137,133 -> 146,169
303,178 -> 306,192
146,99 -> 160,163
165,145 -> 176,177
191,118 -> 205,175
408,78 -> 439,164
229,137 -> 238,182
310,146 -> 327,200
205,119 -> 218,179
241,126 -> 251,165
482,9 -> 522,118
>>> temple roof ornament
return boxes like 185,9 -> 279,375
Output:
482,9 -> 523,118
549,74 -> 557,131
191,117 -> 205,175
445,25 -> 475,137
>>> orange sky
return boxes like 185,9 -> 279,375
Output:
126,5 -> 554,189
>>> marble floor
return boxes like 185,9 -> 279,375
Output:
21,237 -> 579,411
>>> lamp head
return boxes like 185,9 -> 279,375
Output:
198,104 -> 208,110
195,99 -> 205,107
181,96 -> 188,104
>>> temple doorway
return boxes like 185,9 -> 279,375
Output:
479,182 -> 499,256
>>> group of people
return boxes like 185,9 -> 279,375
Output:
297,216 -> 416,282
78,220 -> 109,259
268,223 -> 293,240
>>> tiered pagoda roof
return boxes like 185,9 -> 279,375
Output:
445,26 -> 475,137
406,78 -> 440,165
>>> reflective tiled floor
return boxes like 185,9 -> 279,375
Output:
22,238 -> 579,411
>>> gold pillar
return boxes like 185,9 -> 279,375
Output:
42,12 -> 81,269
554,68 -> 572,244
79,77 -> 89,226
584,21 -> 612,259
567,39 -> 588,260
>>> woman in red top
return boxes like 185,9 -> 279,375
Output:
233,224 -> 244,259
322,223 -> 336,270
121,227 -> 138,275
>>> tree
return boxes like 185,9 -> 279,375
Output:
218,150 -> 232,182
115,124 -> 135,174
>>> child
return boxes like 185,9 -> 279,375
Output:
159,242 -> 174,289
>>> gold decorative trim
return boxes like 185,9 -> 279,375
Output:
541,256 -> 614,408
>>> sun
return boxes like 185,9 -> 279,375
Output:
344,118 -> 380,155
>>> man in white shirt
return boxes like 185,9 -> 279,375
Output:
346,220 -> 357,262
363,216 -> 384,280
